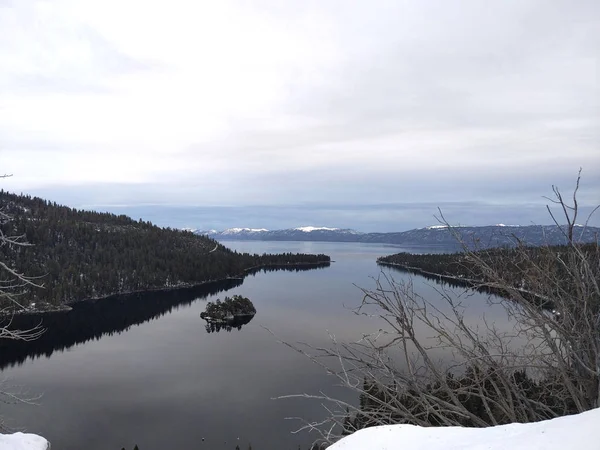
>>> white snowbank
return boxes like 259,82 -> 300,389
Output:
329,408 -> 599,450
0,432 -> 50,450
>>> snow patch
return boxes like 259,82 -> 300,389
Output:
424,225 -> 447,230
221,228 -> 269,234
295,226 -> 339,232
0,432 -> 50,450
329,408 -> 599,450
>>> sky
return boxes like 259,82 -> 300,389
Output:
0,0 -> 598,232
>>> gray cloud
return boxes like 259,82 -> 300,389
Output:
0,2 -> 163,95
0,0 -> 598,230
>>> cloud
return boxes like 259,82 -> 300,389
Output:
0,0 -> 598,229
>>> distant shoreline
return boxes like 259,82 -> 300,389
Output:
4,260 -> 332,317
378,261 -> 549,305
377,261 -> 478,285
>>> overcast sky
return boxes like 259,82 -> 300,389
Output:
0,0 -> 598,231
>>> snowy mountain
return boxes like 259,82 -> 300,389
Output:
196,226 -> 364,242
197,225 -> 600,248
362,224 -> 599,248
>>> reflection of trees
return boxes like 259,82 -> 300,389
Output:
244,262 -> 330,277
204,314 -> 254,334
382,263 -> 476,290
0,263 -> 328,368
0,279 -> 242,370
382,264 -> 545,307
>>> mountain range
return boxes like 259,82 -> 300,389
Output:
196,225 -> 600,248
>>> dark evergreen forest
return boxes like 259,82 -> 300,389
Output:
0,191 -> 330,309
377,244 -> 599,311
378,244 -> 598,294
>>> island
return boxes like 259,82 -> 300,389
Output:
200,295 -> 256,323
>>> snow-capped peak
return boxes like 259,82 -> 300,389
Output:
424,225 -> 447,230
221,227 -> 269,235
295,226 -> 339,232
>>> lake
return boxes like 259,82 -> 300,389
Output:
0,241 -> 512,450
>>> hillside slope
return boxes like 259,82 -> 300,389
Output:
0,191 -> 329,310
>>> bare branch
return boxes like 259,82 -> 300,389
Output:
279,172 -> 600,445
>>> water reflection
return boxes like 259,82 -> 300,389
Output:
0,265 -> 327,370
0,279 -> 242,370
0,243 -> 518,450
380,262 -> 550,309
204,314 -> 254,333
245,262 -> 330,276
380,263 -> 481,289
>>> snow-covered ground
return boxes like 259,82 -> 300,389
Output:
329,408 -> 598,450
0,432 -> 50,450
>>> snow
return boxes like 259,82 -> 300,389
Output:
294,226 -> 339,232
221,228 -> 269,234
424,224 -> 525,230
329,408 -> 599,450
0,432 -> 50,450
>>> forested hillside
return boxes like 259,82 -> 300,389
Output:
378,243 -> 599,305
0,191 -> 329,309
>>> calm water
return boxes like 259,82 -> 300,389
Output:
0,241 -> 511,450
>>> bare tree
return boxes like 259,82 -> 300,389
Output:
277,173 -> 599,446
0,175 -> 44,430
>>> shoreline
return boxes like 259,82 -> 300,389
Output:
377,261 -> 549,305
377,261 -> 480,285
4,260 -> 332,317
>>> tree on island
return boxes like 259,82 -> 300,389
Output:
201,295 -> 256,322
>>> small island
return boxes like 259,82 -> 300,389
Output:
200,295 -> 256,323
